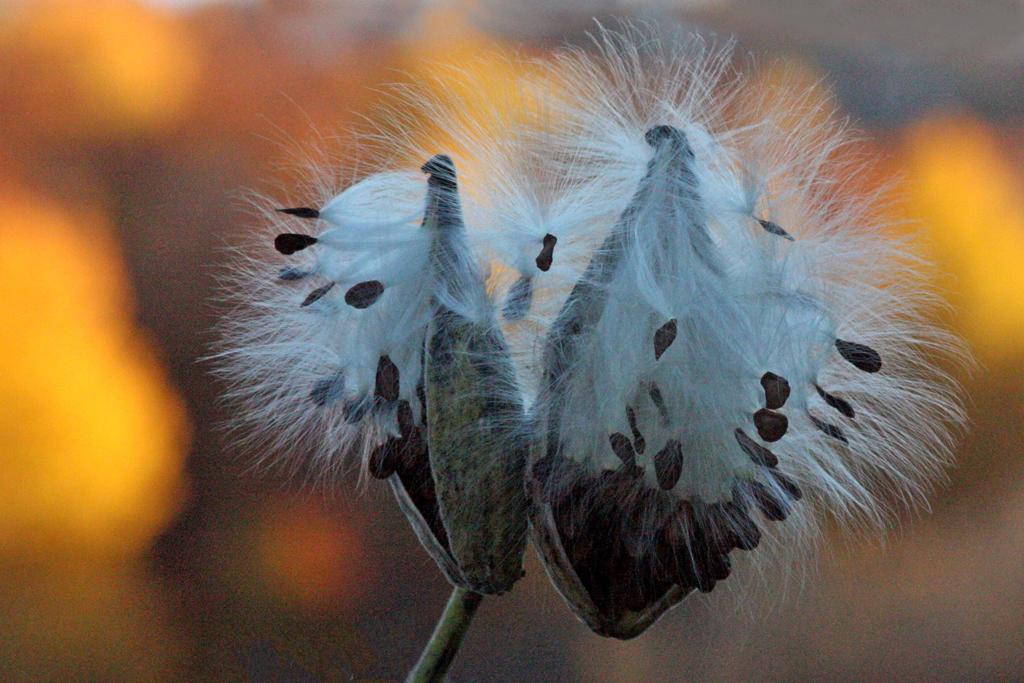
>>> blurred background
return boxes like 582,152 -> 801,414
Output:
1,1 -> 1022,681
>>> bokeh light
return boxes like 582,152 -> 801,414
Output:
0,0 -> 200,139
0,189 -> 188,560
898,115 -> 1024,362
1,1 -> 1021,680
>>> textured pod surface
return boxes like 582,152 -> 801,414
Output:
426,311 -> 528,593
413,155 -> 528,594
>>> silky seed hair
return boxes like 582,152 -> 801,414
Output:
492,24 -> 966,598
215,146 -> 524,486
212,58 -> 551,493
211,22 -> 966,608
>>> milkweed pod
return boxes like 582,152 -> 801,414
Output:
390,155 -> 529,595
528,126 -> 704,637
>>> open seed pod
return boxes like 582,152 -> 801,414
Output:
505,25 -> 963,641
528,126 -> 720,638
383,155 -> 529,594
217,152 -> 528,595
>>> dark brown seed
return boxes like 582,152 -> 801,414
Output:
368,441 -> 398,479
728,505 -> 762,551
835,339 -> 882,373
276,207 -> 320,219
769,470 -> 804,501
625,406 -> 646,454
703,503 -> 739,554
535,233 -> 557,272
665,510 -> 701,589
301,282 -> 335,307
810,415 -> 849,444
749,481 -> 789,521
278,266 -> 310,281
608,432 -> 637,467
757,218 -> 794,241
753,408 -> 788,442
399,427 -> 427,471
710,552 -> 732,581
761,372 -> 791,409
815,384 -> 855,418
396,400 -> 415,437
596,465 -> 643,508
619,497 -> 652,558
374,354 -> 400,401
734,428 -> 779,468
502,276 -> 533,320
654,439 -> 684,490
275,233 -> 318,254
686,522 -> 719,593
342,397 -> 370,424
653,318 -> 678,360
530,454 -> 557,488
395,450 -> 449,552
730,484 -> 751,514
344,280 -> 385,309
648,383 -> 670,426
309,372 -> 344,407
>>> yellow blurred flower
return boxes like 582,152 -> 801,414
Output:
0,190 -> 188,560
1,0 -> 201,138
898,115 -> 1024,361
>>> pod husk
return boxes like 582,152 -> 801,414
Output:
389,155 -> 528,595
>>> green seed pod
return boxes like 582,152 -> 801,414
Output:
389,154 -> 529,595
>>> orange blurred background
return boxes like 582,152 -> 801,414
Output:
1,1 -> 1021,681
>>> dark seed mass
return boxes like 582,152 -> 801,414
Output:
608,433 -> 637,468
815,384 -> 855,418
734,428 -> 779,468
761,372 -> 791,409
748,481 -> 790,521
654,440 -> 684,490
278,266 -> 310,281
653,318 -> 678,360
535,233 -> 557,272
753,408 -> 788,442
277,207 -> 320,219
757,218 -> 795,241
374,355 -> 400,401
300,282 -> 335,307
728,506 -> 762,550
342,397 -> 371,424
274,233 -> 318,255
769,470 -> 804,501
368,442 -> 398,479
625,406 -> 646,454
344,280 -> 385,309
396,400 -> 415,435
835,339 -> 882,373
810,415 -> 849,444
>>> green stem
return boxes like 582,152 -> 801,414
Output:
406,587 -> 484,683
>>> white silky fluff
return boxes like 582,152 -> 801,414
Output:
214,163 -> 496,481
214,22 -> 965,554
480,24 -> 967,545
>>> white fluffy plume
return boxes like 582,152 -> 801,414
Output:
213,21 -> 966,629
